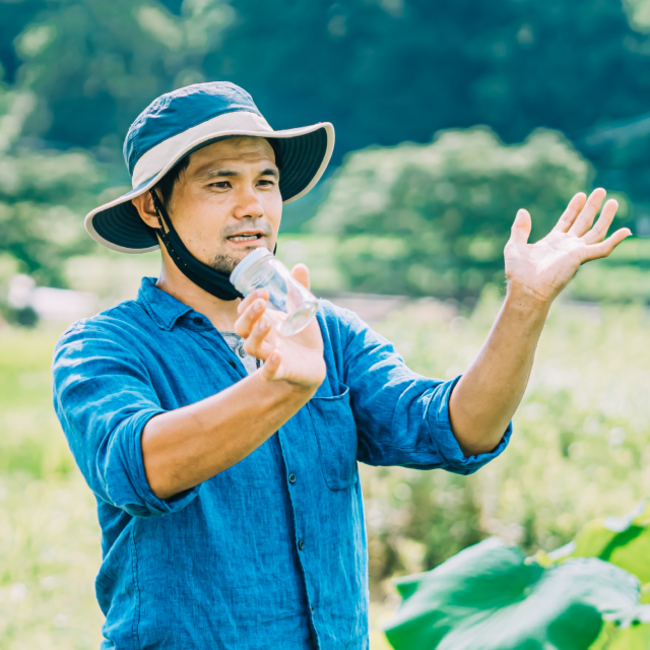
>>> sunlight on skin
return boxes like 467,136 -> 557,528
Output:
506,188 -> 631,305
448,188 -> 631,457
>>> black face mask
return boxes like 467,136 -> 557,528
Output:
149,189 -> 244,301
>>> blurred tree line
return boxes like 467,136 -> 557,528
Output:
311,128 -> 594,299
3,0 -> 650,161
1,0 -> 650,296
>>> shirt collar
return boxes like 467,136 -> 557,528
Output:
137,277 -> 194,331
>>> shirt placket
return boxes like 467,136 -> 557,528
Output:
276,427 -> 322,648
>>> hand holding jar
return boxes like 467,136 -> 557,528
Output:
230,248 -> 319,337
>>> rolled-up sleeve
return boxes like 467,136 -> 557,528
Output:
332,305 -> 511,475
52,321 -> 200,517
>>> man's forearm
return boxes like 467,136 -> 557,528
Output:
448,287 -> 550,456
142,373 -> 316,499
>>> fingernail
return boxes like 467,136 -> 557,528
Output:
254,300 -> 263,312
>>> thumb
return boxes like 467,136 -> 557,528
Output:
260,348 -> 282,381
291,263 -> 310,289
510,209 -> 532,245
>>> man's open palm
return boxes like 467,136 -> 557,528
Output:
505,188 -> 632,304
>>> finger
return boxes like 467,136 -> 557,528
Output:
509,209 -> 532,245
259,349 -> 282,381
291,263 -> 310,290
582,228 -> 632,262
552,192 -> 587,233
234,298 -> 267,338
569,188 -> 607,237
243,314 -> 275,359
236,288 -> 269,315
583,199 -> 619,244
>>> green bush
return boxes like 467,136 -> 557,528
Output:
311,127 -> 593,300
0,87 -> 107,288
362,290 -> 650,597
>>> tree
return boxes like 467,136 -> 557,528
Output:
0,86 -> 106,287
4,0 -> 650,163
310,127 -> 591,300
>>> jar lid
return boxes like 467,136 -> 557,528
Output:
229,247 -> 274,290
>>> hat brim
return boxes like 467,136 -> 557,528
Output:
85,122 -> 334,254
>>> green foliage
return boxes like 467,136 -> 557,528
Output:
0,327 -> 102,649
363,293 -> 650,595
384,537 -> 639,650
533,503 -> 650,649
0,473 -> 103,649
9,0 -> 232,152
0,295 -> 649,647
0,328 -> 75,478
383,501 -> 650,649
0,86 -> 106,286
310,128 -> 590,299
590,615 -> 650,650
3,0 -> 650,163
554,502 -> 650,584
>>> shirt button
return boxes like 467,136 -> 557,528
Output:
193,316 -> 203,325
298,540 -> 305,551
288,473 -> 297,484
238,346 -> 246,358
310,605 -> 315,614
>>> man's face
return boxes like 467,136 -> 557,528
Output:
163,136 -> 282,274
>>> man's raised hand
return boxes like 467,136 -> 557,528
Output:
504,188 -> 632,306
234,264 -> 326,389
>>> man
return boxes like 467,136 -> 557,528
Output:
52,82 -> 630,649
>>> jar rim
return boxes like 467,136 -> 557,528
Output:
229,247 -> 274,290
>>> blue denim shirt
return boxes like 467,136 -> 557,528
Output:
52,277 -> 511,650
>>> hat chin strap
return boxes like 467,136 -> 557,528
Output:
149,189 -> 244,302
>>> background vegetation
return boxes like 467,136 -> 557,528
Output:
2,0 -> 650,647
2,290 -> 649,648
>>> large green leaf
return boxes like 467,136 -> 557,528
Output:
589,604 -> 650,649
384,537 -> 639,650
535,502 -> 650,585
572,502 -> 650,585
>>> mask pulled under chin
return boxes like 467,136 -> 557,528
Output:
149,189 -> 245,302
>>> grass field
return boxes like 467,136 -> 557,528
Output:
0,289 -> 649,648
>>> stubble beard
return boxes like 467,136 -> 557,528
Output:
208,223 -> 274,274
208,246 -> 267,275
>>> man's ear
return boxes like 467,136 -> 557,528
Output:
132,192 -> 160,229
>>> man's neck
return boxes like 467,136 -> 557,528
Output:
155,260 -> 241,331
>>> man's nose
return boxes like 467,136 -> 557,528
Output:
232,185 -> 264,220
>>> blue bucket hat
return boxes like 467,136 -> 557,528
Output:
85,81 -> 335,253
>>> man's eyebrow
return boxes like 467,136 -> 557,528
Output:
199,168 -> 240,179
196,167 -> 279,180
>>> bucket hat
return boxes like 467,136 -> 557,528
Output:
85,81 -> 335,253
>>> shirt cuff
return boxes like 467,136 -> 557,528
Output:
426,375 -> 513,475
123,409 -> 202,517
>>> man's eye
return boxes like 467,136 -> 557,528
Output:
212,181 -> 231,189
258,180 -> 275,187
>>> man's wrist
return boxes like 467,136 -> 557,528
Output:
505,281 -> 554,314
504,282 -> 553,322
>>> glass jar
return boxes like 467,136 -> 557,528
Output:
229,248 -> 319,337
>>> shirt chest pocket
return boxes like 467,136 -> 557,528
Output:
307,384 -> 358,491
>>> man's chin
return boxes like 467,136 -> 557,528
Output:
209,243 -> 269,275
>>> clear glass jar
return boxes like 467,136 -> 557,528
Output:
229,248 -> 319,337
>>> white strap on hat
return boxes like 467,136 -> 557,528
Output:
131,111 -> 273,189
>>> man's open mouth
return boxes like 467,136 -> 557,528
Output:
227,233 -> 263,242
